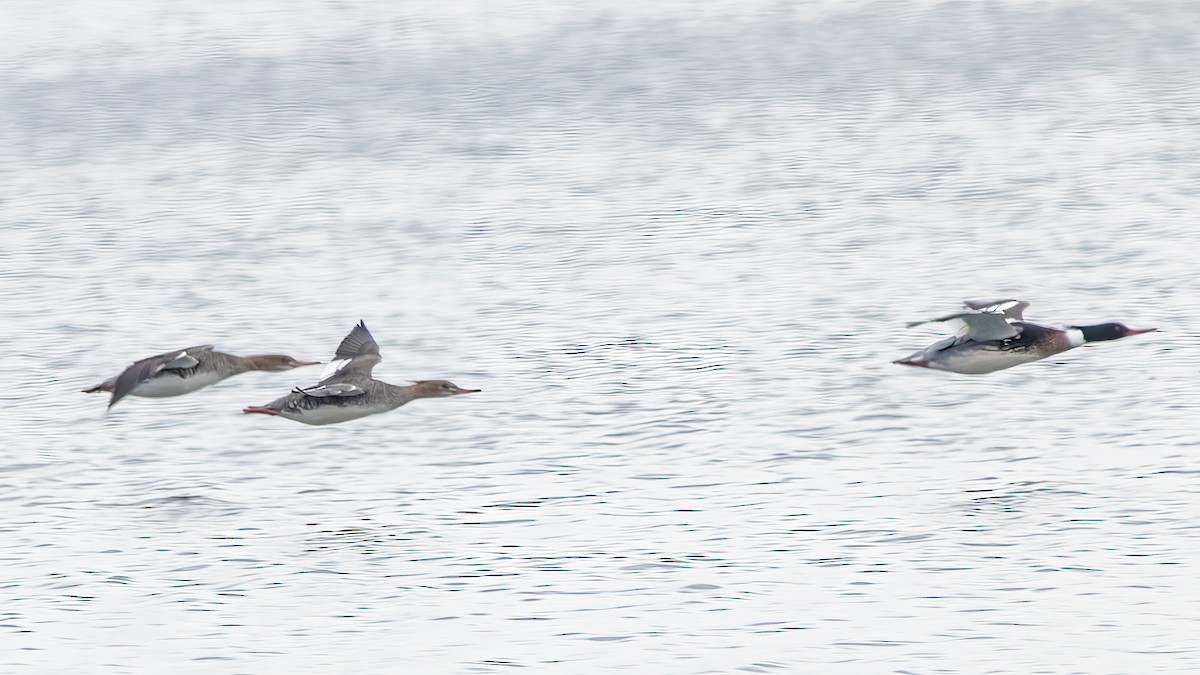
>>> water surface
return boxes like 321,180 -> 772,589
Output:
2,1 -> 1198,672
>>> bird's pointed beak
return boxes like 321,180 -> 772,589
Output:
1128,327 -> 1157,335
453,387 -> 482,394
293,361 -> 321,367
243,406 -> 281,416
893,359 -> 930,368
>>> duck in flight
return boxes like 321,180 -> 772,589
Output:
84,346 -> 319,408
243,321 -> 480,425
894,299 -> 1155,374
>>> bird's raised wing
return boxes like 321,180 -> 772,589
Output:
956,313 -> 1021,341
334,321 -> 380,360
932,312 -> 1021,342
962,298 -> 1030,321
319,321 -> 382,382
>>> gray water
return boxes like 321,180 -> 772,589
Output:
2,1 -> 1198,672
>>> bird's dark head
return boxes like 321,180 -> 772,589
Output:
249,354 -> 321,371
1075,322 -> 1156,343
411,379 -> 482,399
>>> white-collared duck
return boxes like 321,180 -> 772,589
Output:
243,321 -> 480,425
894,298 -> 1155,374
84,346 -> 319,408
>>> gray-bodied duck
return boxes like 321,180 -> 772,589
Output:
85,345 -> 319,408
243,321 -> 480,425
894,299 -> 1155,374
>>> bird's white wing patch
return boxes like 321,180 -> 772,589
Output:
908,302 -> 1026,338
300,382 -> 365,397
318,358 -> 351,381
962,298 -> 1030,320
951,312 -> 1020,341
162,351 -> 200,370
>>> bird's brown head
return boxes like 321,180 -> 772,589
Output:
248,354 -> 321,372
411,380 -> 482,399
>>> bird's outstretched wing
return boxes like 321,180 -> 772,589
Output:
334,321 -> 380,361
319,321 -> 382,382
906,311 -> 1020,342
961,298 -> 1030,321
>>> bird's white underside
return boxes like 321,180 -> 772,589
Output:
130,371 -> 225,397
930,348 -> 1044,375
285,402 -> 392,426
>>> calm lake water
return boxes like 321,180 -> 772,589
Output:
2,0 -> 1198,672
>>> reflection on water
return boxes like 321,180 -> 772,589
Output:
2,0 -> 1199,672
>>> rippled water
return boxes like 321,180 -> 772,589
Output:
3,0 -> 1199,672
